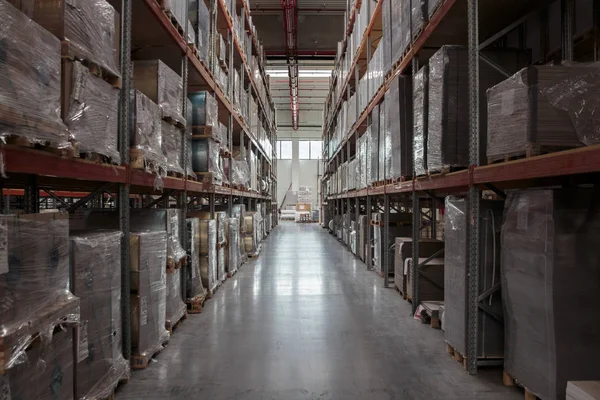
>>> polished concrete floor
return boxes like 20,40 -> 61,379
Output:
117,222 -> 520,400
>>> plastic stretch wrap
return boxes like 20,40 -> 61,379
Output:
501,189 -> 600,400
218,246 -> 226,283
189,91 -> 218,129
191,138 -> 223,184
215,212 -> 227,245
133,60 -> 185,127
166,209 -> 186,267
232,204 -> 247,233
232,159 -> 250,187
198,220 -> 217,293
185,98 -> 195,178
166,271 -> 186,329
64,61 -> 120,162
130,231 -> 170,361
378,100 -> 392,181
413,65 -> 428,176
70,230 -> 130,400
364,127 -> 371,189
0,1 -> 69,149
4,327 -> 74,400
228,218 -> 240,273
130,90 -> 168,174
189,0 -> 211,63
162,0 -> 187,29
0,212 -> 80,372
488,65 -> 599,162
186,218 -> 205,300
443,197 -> 504,360
369,104 -> 380,185
387,75 -> 413,179
161,121 -> 184,175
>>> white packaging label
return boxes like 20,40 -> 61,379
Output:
140,296 -> 148,326
78,321 -> 89,363
0,220 -> 8,275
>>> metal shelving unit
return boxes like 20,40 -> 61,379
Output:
322,0 -> 600,376
1,0 -> 277,362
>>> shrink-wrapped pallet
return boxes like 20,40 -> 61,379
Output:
487,64 -> 600,162
133,60 -> 185,127
501,189 -> 600,400
162,120 -> 184,175
189,0 -> 211,63
444,197 -> 504,360
198,220 -> 218,293
165,271 -> 186,330
369,104 -> 381,185
413,65 -> 429,176
130,90 -> 168,173
130,231 -> 170,363
7,0 -> 120,76
387,74 -> 413,180
192,138 -> 223,184
189,91 -> 218,132
185,98 -> 195,178
70,230 -> 129,400
228,217 -> 241,273
186,218 -> 206,300
0,1 -> 69,150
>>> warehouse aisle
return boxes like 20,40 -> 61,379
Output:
117,222 -> 519,400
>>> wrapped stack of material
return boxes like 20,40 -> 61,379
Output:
63,60 -> 120,163
130,90 -> 168,173
567,382 -> 600,400
487,64 -> 600,163
8,0 -> 121,77
444,197 -> 504,360
358,215 -> 368,261
243,215 -> 256,254
192,138 -> 224,184
186,218 -> 206,301
165,271 -> 186,331
70,230 -> 130,399
162,120 -> 185,175
369,104 -> 381,185
185,98 -> 195,179
189,0 -> 211,63
0,212 -> 79,397
133,60 -> 185,127
394,237 -> 444,298
216,212 -> 228,283
0,1 -> 69,151
413,65 -> 429,176
350,221 -> 357,255
232,159 -> 251,188
232,204 -> 247,233
189,91 -> 218,132
427,46 -> 513,172
162,0 -> 187,29
378,101 -> 391,181
386,75 -> 413,180
228,217 -> 241,274
198,220 -> 218,294
502,188 -> 600,400
130,231 -> 170,365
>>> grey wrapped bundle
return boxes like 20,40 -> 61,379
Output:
413,65 -> 429,176
487,64 -> 600,163
70,230 -> 129,400
130,90 -> 168,173
198,220 -> 218,293
133,60 -> 185,127
192,138 -> 223,184
0,1 -> 69,151
228,217 -> 240,273
370,104 -> 380,185
189,0 -> 211,63
165,271 -> 186,330
387,74 -> 413,180
502,189 -> 600,400
186,218 -> 206,300
444,197 -> 504,360
162,121 -> 185,175
130,231 -> 170,362
189,91 -> 218,130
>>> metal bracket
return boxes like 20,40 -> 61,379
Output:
144,189 -> 175,208
484,184 -> 507,199
42,190 -> 71,209
68,183 -> 113,213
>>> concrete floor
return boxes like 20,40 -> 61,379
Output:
117,222 -> 520,400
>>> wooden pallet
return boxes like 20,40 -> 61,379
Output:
370,220 -> 411,227
156,0 -> 185,37
130,338 -> 170,370
419,301 -> 443,329
192,126 -> 220,141
166,257 -> 185,274
426,165 -> 467,177
129,149 -> 161,173
503,371 -> 539,400
165,309 -> 187,334
61,42 -> 121,88
3,135 -> 75,159
187,293 -> 207,314
162,115 -> 186,129
487,143 -> 580,164
194,172 -> 221,185
372,179 -> 392,187
167,170 -> 185,179
74,148 -> 119,166
446,343 -> 468,370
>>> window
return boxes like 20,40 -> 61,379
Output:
278,140 -> 292,160
310,141 -> 323,160
299,141 -> 310,159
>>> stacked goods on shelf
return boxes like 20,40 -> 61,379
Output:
227,217 -> 241,275
162,0 -> 187,31
189,91 -> 225,185
378,102 -> 391,181
185,98 -> 196,179
444,197 -> 504,360
162,120 -> 185,176
133,60 -> 185,127
0,1 -> 69,152
386,75 -> 413,180
196,219 -> 218,295
130,89 -> 168,173
394,237 -> 444,299
0,212 -> 79,398
358,215 -> 368,261
427,46 -> 526,173
70,230 -> 130,399
186,218 -> 207,307
487,63 -> 600,163
216,212 -> 228,283
165,270 -> 186,332
413,65 -> 429,176
63,60 -> 120,162
369,104 -> 381,185
130,231 -> 170,367
372,213 -> 413,276
189,0 -> 211,63
232,204 -> 248,260
501,188 -> 600,400
350,221 -> 358,255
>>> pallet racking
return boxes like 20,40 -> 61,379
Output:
321,0 -> 600,375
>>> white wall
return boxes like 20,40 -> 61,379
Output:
276,138 -> 322,209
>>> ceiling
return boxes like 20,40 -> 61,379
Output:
251,1 -> 345,132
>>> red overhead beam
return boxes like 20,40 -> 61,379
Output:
280,0 -> 299,130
